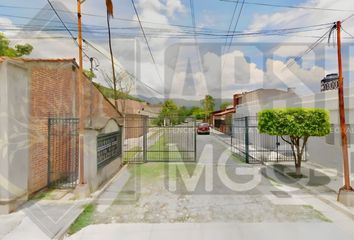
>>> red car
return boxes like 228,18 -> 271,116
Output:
197,123 -> 210,135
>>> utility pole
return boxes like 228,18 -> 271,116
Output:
336,21 -> 352,192
77,0 -> 85,185
89,57 -> 94,127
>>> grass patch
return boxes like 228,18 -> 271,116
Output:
302,205 -> 331,222
147,136 -> 183,161
68,204 -> 96,235
123,146 -> 142,163
30,189 -> 55,200
127,162 -> 198,181
230,152 -> 246,163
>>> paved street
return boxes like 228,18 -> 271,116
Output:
65,134 -> 354,240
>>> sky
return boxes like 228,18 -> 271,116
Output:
1,0 -> 354,102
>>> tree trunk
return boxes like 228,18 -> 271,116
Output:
290,137 -> 302,176
295,158 -> 301,176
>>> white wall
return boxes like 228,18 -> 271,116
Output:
0,61 -> 30,214
233,87 -> 354,172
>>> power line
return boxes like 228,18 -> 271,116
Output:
341,26 -> 354,39
285,26 -> 334,69
342,14 -> 354,23
220,0 -> 354,13
46,0 -> 89,59
84,39 -> 164,97
224,1 -> 239,49
1,11 -> 335,36
227,0 -> 245,50
130,0 -> 164,85
1,21 -> 333,38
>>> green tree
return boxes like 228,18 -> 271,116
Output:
201,95 -> 215,120
258,108 -> 331,176
220,102 -> 231,110
0,33 -> 33,57
191,107 -> 206,120
178,106 -> 189,122
158,99 -> 179,126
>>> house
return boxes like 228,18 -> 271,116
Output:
211,107 -> 235,135
233,85 -> 354,176
0,57 -> 124,214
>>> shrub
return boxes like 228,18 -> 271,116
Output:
258,108 -> 331,175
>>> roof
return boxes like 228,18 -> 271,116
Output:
212,107 -> 235,116
0,57 -> 76,63
233,88 -> 288,97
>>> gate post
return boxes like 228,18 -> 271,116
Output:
47,118 -> 52,186
143,116 -> 148,163
276,135 -> 279,162
245,116 -> 249,164
194,119 -> 197,162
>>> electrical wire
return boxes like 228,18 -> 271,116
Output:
46,0 -> 90,59
220,0 -> 354,13
285,26 -> 334,69
130,0 -> 164,85
224,0 -> 239,49
227,0 -> 245,50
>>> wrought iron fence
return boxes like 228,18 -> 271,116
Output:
122,116 -> 196,163
231,116 -> 307,164
48,117 -> 79,188
97,131 -> 122,168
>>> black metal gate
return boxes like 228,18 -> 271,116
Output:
232,116 -> 306,164
97,131 -> 122,168
48,117 -> 79,188
123,116 -> 196,163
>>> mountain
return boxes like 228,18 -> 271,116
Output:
135,95 -> 232,108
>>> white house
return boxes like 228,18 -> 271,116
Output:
233,87 -> 354,173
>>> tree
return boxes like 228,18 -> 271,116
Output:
102,70 -> 134,115
190,107 -> 205,120
158,100 -> 179,126
201,95 -> 215,121
220,102 -> 231,110
84,69 -> 96,80
178,106 -> 189,122
258,108 -> 331,176
0,33 -> 33,57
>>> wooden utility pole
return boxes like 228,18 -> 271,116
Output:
77,0 -> 85,185
336,21 -> 352,191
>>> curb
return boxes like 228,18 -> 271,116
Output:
57,164 -> 128,240
265,163 -> 354,221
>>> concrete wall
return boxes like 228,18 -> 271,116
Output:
0,61 -> 30,214
234,87 -> 354,172
0,57 -> 124,213
84,119 -> 122,192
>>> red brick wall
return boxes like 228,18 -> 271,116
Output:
28,64 -> 77,193
27,62 -> 121,194
82,78 -> 121,123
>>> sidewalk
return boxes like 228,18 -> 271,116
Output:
210,128 -> 232,145
0,191 -> 89,240
211,128 -> 354,218
66,222 -> 353,240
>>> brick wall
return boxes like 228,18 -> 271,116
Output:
28,63 -> 77,193
27,60 -> 121,194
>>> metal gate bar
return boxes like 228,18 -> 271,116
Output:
122,116 -> 196,163
48,117 -> 79,188
231,116 -> 307,164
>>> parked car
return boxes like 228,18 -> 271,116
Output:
197,123 -> 210,135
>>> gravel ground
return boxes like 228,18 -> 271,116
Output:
92,163 -> 330,224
